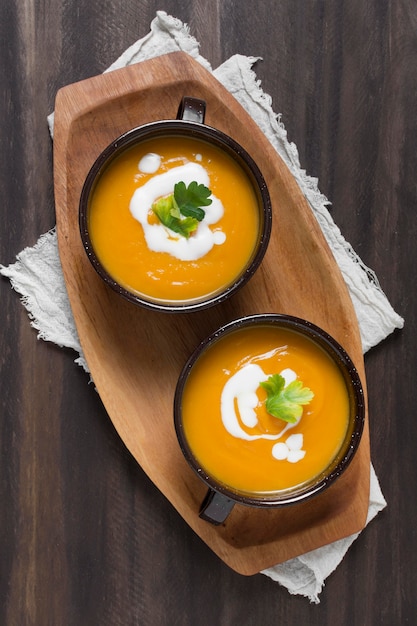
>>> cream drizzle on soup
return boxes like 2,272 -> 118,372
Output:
180,325 -> 350,494
87,135 -> 261,304
220,364 -> 305,460
130,159 -> 226,261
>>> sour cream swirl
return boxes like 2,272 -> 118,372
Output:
130,161 -> 226,261
220,364 -> 301,444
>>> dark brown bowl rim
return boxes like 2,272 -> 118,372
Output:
79,119 -> 272,313
174,313 -> 365,508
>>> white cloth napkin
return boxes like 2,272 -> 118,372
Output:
1,11 -> 404,603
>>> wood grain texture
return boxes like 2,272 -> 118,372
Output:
0,0 -> 415,623
53,52 -> 369,575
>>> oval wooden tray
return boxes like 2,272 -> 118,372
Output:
53,52 -> 370,576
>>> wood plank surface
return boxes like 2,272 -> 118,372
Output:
0,1 -> 415,623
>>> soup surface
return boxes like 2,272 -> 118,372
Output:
88,135 -> 260,303
180,325 -> 351,495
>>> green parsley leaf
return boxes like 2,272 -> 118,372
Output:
260,374 -> 314,423
174,180 -> 212,222
151,194 -> 199,239
151,180 -> 213,239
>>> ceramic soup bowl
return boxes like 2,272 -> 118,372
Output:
79,97 -> 272,313
174,314 -> 365,524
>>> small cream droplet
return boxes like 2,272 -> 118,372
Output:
286,433 -> 303,451
287,449 -> 306,463
138,153 -> 161,174
272,442 -> 288,460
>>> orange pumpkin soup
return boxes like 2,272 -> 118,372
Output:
180,325 -> 351,495
87,135 -> 261,304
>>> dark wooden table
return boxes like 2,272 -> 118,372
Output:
1,2 -> 415,624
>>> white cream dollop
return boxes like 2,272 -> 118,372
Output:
272,434 -> 306,462
221,364 -> 269,440
130,162 -> 225,261
138,152 -> 161,173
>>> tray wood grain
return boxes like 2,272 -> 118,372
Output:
53,52 -> 370,575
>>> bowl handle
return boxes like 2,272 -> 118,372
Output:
177,97 -> 206,123
199,488 -> 235,525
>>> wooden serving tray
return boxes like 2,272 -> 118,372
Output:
53,52 -> 370,575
